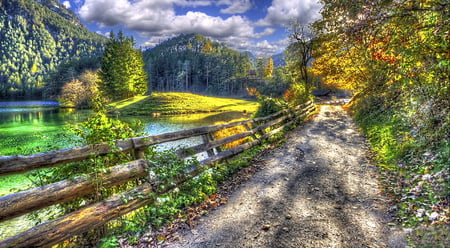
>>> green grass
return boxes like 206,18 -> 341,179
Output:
109,92 -> 259,116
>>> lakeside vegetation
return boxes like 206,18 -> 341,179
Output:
109,92 -> 259,116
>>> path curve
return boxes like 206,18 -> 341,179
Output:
158,105 -> 405,247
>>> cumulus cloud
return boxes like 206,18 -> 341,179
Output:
77,0 -> 321,56
218,0 -> 252,14
256,0 -> 322,26
79,0 -> 255,38
254,40 -> 279,56
255,27 -> 276,38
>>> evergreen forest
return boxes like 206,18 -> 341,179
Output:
0,0 -> 106,99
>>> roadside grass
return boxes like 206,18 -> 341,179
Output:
108,92 -> 258,116
351,98 -> 449,247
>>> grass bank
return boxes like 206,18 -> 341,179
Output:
109,92 -> 258,116
350,97 -> 449,247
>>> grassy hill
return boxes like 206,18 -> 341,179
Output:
109,92 -> 258,116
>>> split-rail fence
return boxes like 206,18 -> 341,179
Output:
0,101 -> 315,248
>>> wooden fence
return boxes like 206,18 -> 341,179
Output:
0,101 -> 315,248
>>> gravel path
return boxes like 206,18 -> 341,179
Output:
158,105 -> 406,248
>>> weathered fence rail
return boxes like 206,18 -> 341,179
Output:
0,101 -> 315,248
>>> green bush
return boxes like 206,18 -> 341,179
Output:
253,95 -> 286,118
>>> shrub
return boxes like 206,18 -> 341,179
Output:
253,95 -> 286,118
284,82 -> 312,107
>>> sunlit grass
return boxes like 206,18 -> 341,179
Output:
109,92 -> 258,115
0,174 -> 33,196
108,95 -> 148,109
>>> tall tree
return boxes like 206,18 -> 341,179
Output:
285,23 -> 314,91
264,57 -> 274,78
98,31 -> 148,101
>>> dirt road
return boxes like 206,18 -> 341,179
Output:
158,105 -> 406,247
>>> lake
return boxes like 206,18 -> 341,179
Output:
0,101 -> 251,155
0,101 -> 252,240
0,101 -> 251,196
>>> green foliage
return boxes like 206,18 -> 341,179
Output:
253,95 -> 286,118
312,1 -> 449,244
71,112 -> 138,145
144,34 -> 251,95
0,0 -> 106,99
99,236 -> 120,248
28,111 -> 142,245
99,31 -> 148,101
284,82 -> 312,107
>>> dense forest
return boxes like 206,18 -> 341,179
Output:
144,34 -> 252,95
0,0 -> 106,99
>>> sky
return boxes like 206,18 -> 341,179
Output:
59,0 -> 322,57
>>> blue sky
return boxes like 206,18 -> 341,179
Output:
59,0 -> 322,56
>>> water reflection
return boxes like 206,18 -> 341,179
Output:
0,102 -> 252,156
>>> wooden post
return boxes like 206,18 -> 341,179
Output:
134,148 -> 146,159
244,123 -> 258,141
202,133 -> 216,157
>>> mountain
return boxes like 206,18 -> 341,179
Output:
271,52 -> 286,67
0,0 -> 107,99
144,34 -> 252,95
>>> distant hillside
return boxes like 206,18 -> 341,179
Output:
144,34 -> 252,95
0,0 -> 107,99
272,52 -> 286,67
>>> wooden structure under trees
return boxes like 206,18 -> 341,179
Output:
0,101 -> 315,248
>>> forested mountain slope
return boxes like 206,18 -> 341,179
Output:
0,0 -> 106,99
144,34 -> 252,95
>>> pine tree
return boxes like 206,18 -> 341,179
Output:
98,30 -> 148,101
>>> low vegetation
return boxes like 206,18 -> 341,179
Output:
108,92 -> 259,116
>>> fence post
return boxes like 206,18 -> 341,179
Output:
244,123 -> 258,141
131,139 -> 146,159
134,148 -> 146,159
202,133 -> 216,157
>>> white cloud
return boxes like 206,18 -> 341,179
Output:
255,27 -> 276,38
142,34 -> 176,48
62,0 -> 71,9
254,40 -> 279,56
171,12 -> 254,38
218,0 -> 252,14
79,0 -> 255,38
77,0 -> 321,56
256,0 -> 322,27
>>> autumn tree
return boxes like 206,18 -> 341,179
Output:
264,57 -> 274,78
58,70 -> 99,109
311,0 -> 449,242
98,30 -> 148,101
